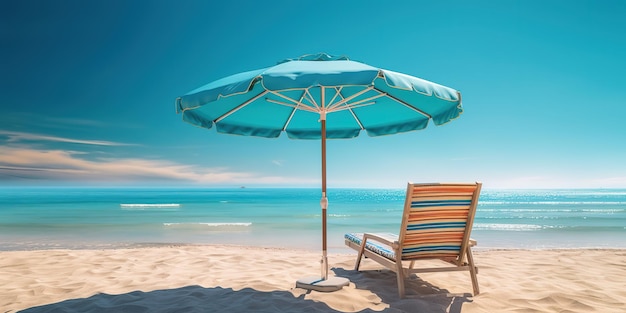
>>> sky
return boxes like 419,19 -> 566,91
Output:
1,0 -> 625,189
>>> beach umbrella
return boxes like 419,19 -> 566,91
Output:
175,53 -> 463,291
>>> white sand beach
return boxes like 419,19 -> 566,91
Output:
1,246 -> 625,313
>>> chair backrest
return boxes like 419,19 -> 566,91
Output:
398,182 -> 482,263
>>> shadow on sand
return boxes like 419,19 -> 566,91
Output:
18,268 -> 471,313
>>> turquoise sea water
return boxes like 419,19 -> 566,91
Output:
1,187 -> 625,252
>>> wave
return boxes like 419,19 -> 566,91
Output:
297,214 -> 353,218
481,201 -> 626,205
474,223 -> 545,231
478,208 -> 626,213
474,223 -> 626,232
120,204 -> 181,209
484,190 -> 626,196
162,222 -> 252,231
163,222 -> 251,226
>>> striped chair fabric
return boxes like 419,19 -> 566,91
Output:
401,184 -> 477,261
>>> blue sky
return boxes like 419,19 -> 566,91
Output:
1,0 -> 625,189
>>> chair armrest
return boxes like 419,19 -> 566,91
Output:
363,233 -> 399,249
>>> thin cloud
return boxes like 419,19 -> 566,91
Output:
0,147 -> 313,185
0,130 -> 133,146
0,113 -> 108,129
44,116 -> 108,127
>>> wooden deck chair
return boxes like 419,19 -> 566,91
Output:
345,182 -> 482,298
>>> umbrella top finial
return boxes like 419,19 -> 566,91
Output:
277,53 -> 350,64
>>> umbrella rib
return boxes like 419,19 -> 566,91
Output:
215,90 -> 269,123
266,98 -> 319,113
326,93 -> 385,113
326,87 -> 366,130
282,92 -> 307,131
373,87 -> 432,119
268,90 -> 300,105
304,88 -> 321,111
267,90 -> 320,113
326,86 -> 374,111
347,107 -> 365,130
326,86 -> 343,108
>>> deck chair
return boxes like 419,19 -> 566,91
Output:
345,182 -> 482,298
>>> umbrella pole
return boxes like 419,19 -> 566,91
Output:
294,95 -> 348,292
321,115 -> 328,281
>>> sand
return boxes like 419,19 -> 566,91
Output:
1,246 -> 625,313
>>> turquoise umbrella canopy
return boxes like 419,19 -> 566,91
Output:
175,53 -> 464,288
176,53 -> 462,139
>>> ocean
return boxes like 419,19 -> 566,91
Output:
1,187 -> 625,252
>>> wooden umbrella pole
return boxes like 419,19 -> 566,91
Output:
321,115 -> 328,280
320,86 -> 328,280
292,89 -> 348,292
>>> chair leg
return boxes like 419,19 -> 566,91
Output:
354,252 -> 363,271
354,239 -> 366,271
395,257 -> 406,298
466,246 -> 480,295
396,269 -> 406,298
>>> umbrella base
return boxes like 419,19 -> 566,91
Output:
296,276 -> 350,292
